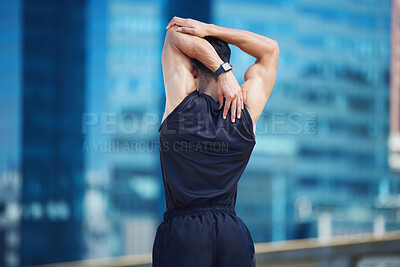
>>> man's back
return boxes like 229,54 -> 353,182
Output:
159,89 -> 255,210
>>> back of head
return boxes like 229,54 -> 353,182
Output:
192,36 -> 231,81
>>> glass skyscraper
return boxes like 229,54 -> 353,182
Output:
0,0 -> 22,265
85,0 -> 166,258
20,0 -> 87,265
212,0 -> 397,242
0,0 -> 87,266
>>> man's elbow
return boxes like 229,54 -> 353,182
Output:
264,40 -> 279,65
270,40 -> 279,59
165,25 -> 188,47
166,25 -> 180,38
258,40 -> 279,66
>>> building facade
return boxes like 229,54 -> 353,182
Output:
0,0 -> 22,265
19,0 -> 87,265
85,0 -> 166,258
212,0 -> 395,242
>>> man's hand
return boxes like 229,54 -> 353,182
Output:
166,16 -> 243,122
217,71 -> 244,122
166,16 -> 211,38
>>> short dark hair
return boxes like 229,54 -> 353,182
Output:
192,36 -> 231,81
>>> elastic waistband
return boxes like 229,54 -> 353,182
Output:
163,204 -> 236,221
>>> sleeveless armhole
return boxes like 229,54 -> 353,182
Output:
242,105 -> 256,142
158,90 -> 198,132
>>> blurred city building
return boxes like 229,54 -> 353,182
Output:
85,0 -> 165,259
19,0 -> 87,266
0,1 -> 22,266
0,0 -> 87,266
211,0 -> 400,243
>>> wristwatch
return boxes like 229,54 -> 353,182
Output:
215,62 -> 232,78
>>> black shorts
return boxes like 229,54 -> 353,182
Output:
152,204 -> 256,267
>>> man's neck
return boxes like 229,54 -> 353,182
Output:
197,80 -> 218,103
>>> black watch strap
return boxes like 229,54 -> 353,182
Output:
215,62 -> 232,78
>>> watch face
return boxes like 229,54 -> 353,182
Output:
222,62 -> 231,71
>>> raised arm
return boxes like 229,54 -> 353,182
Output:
167,17 -> 280,131
210,25 -> 279,130
161,25 -> 243,123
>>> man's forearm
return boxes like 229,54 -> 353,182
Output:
166,26 -> 223,72
207,25 -> 278,61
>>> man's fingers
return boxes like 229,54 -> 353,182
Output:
223,96 -> 232,120
166,16 -> 187,29
241,90 -> 244,109
166,18 -> 174,29
177,27 -> 195,35
237,96 -> 242,119
231,98 -> 237,122
238,90 -> 244,111
218,91 -> 224,110
167,17 -> 181,29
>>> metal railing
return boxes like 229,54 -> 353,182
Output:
33,230 -> 400,267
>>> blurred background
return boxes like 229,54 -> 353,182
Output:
1,0 -> 400,266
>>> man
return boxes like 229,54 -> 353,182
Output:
153,17 -> 279,267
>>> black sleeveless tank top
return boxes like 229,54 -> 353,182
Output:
158,89 -> 256,210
